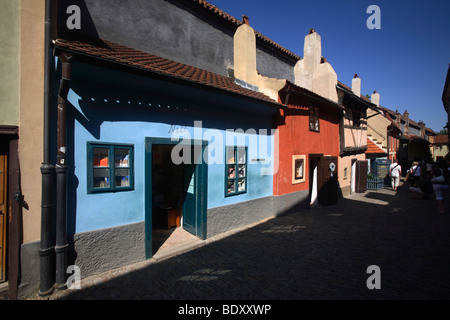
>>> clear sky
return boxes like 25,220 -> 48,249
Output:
207,0 -> 450,133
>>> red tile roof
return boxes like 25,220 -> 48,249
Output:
366,139 -> 386,154
53,37 -> 282,108
284,80 -> 343,111
432,135 -> 449,144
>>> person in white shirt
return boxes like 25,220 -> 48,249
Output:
389,159 -> 402,191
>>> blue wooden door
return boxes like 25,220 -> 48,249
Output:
183,163 -> 197,235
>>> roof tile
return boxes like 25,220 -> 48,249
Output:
54,37 -> 281,107
366,139 -> 386,154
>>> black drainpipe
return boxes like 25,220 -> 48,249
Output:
39,0 -> 56,296
55,52 -> 72,290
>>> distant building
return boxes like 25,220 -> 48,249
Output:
430,135 -> 449,162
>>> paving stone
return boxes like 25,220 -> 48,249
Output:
38,180 -> 450,300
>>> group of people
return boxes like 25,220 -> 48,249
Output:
388,158 -> 449,214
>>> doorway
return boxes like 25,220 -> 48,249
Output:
309,154 -> 339,206
318,156 -> 338,206
151,144 -> 184,254
351,159 -> 357,193
144,138 -> 207,259
309,155 -> 320,206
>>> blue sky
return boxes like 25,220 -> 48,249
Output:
207,0 -> 450,133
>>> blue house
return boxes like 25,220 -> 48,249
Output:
51,36 -> 284,278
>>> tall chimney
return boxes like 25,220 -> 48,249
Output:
233,15 -> 258,86
371,90 -> 380,106
242,15 -> 249,25
303,29 -> 322,75
419,121 -> 425,138
403,110 -> 409,135
351,74 -> 361,97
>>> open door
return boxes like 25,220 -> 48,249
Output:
145,138 -> 207,259
183,162 -> 196,235
355,160 -> 368,193
309,155 -> 320,206
182,143 -> 206,238
318,156 -> 338,206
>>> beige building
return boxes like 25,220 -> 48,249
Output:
0,0 -> 45,299
430,135 -> 449,162
336,77 -> 371,196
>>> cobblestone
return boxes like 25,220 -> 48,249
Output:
32,179 -> 450,300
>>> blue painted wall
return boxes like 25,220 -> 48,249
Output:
66,62 -> 277,234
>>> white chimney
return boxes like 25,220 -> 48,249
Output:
352,74 -> 361,97
371,90 -> 380,106
233,15 -> 258,86
303,29 -> 322,75
295,29 -> 338,103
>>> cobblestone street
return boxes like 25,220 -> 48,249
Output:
40,180 -> 450,300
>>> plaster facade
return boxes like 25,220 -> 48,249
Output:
0,0 -> 20,126
19,0 -> 46,244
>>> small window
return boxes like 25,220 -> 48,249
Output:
226,146 -> 247,196
87,142 -> 134,193
292,155 -> 306,184
352,111 -> 361,127
309,106 -> 319,132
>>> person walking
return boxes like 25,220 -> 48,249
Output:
389,159 -> 402,191
431,160 -> 449,213
407,161 -> 422,188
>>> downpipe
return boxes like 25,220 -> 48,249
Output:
55,52 -> 72,290
39,0 -> 56,296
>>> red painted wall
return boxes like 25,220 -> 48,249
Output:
274,105 -> 340,196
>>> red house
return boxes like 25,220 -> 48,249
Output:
233,23 -> 343,212
274,81 -> 343,210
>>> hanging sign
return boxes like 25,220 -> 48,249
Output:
329,162 -> 336,177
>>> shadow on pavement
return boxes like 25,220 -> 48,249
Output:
48,181 -> 450,300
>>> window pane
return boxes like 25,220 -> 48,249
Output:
226,147 -> 235,164
115,148 -> 130,167
227,179 -> 235,194
237,148 -> 246,164
237,178 -> 246,192
238,164 -> 246,178
295,159 -> 303,179
115,168 -> 130,187
227,164 -> 236,178
94,168 -> 110,188
93,147 -> 109,167
187,171 -> 195,194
